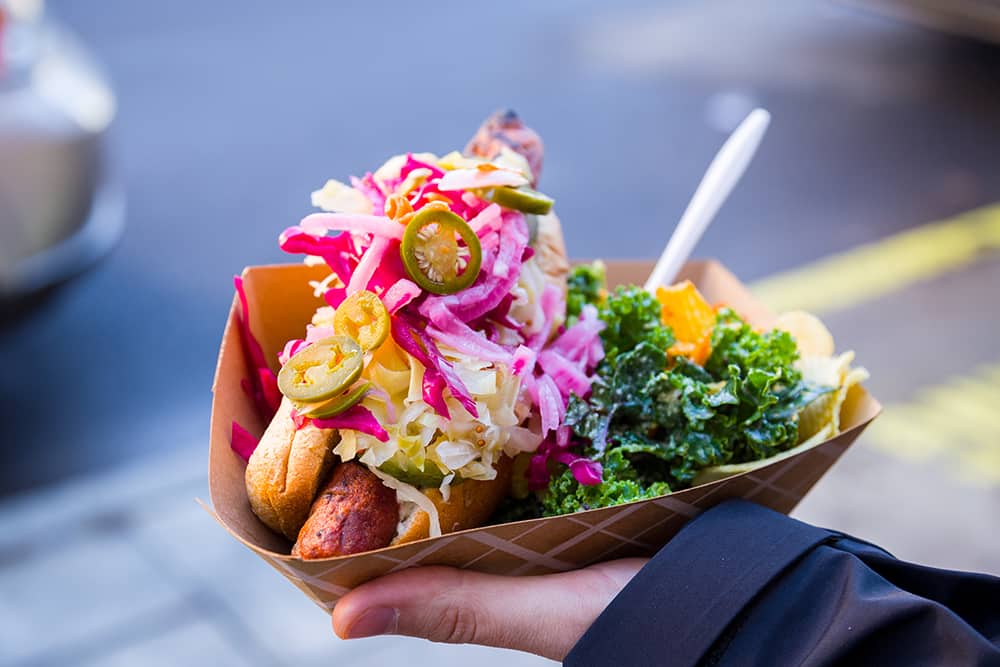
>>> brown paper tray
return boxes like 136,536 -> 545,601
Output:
206,260 -> 881,612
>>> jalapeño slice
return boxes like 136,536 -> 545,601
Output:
401,208 -> 482,295
334,290 -> 389,351
485,186 -> 554,215
277,335 -> 363,403
300,381 -> 371,419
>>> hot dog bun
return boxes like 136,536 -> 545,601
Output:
247,174 -> 566,554
245,398 -> 338,540
286,456 -> 514,560
394,454 -> 513,545
247,399 -> 514,554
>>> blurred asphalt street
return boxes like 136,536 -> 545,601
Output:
1,1 -> 999,665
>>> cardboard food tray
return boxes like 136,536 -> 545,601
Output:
207,259 -> 881,612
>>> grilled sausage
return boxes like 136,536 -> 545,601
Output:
292,462 -> 399,559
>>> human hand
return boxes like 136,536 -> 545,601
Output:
332,558 -> 647,661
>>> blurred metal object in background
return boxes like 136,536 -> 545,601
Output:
0,0 -> 121,315
846,0 -> 1000,44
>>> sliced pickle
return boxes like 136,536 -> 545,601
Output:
277,336 -> 363,402
485,186 -> 554,215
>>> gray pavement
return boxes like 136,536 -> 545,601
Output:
1,356 -> 997,667
0,445 -> 552,666
1,243 -> 997,666
5,0 -> 1000,493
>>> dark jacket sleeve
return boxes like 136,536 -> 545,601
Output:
564,500 -> 1000,667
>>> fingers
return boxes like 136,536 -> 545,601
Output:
332,558 -> 647,661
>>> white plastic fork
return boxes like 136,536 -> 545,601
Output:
644,108 -> 772,292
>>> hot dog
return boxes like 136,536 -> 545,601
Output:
291,462 -> 398,559
244,112 -> 571,558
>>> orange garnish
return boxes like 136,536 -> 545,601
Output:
657,281 -> 716,364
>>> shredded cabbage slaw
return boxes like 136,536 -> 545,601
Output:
231,135 -> 605,537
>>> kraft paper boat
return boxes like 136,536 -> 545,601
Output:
206,259 -> 881,612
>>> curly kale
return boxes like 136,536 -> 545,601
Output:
541,448 -> 671,516
543,295 -> 831,517
566,262 -> 607,324
490,494 -> 545,525
488,269 -> 833,523
598,285 -> 675,363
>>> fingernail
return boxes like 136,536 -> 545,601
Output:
346,606 -> 398,638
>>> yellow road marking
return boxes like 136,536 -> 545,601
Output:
743,206 -> 1000,484
961,447 -> 1000,485
864,363 -> 1000,485
924,383 -> 1000,433
750,205 -> 1000,315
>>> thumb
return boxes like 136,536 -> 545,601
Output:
331,559 -> 646,661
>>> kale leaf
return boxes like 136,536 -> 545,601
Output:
490,494 -> 545,525
598,285 -> 675,363
542,294 -> 832,517
541,448 -> 671,516
566,262 -> 607,323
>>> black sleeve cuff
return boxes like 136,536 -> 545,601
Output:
564,499 -> 834,667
